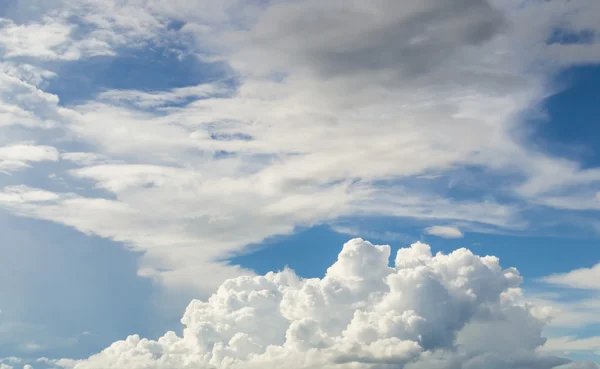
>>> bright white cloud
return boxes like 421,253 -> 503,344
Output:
1,0 -> 600,359
424,225 -> 464,239
0,185 -> 61,203
0,0 -> 597,295
540,264 -> 600,290
0,70 -> 62,128
0,144 -> 59,173
0,17 -> 114,60
42,239 -> 595,369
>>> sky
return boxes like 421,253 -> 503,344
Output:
0,0 -> 600,368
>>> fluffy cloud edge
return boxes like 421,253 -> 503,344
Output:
23,238 -> 596,369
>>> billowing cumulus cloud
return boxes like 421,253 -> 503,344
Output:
46,239 -> 595,369
1,0 -> 600,359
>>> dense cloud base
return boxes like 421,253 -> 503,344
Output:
48,239 -> 598,369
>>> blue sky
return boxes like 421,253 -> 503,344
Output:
1,1 -> 600,369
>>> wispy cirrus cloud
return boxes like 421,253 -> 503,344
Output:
0,0 -> 599,294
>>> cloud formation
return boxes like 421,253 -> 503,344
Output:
540,263 -> 600,290
41,239 -> 597,369
1,0 -> 600,356
0,0 -> 598,300
542,336 -> 600,358
424,225 -> 464,239
0,144 -> 59,173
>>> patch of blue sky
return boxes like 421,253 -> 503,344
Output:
229,221 -> 600,283
508,205 -> 599,238
0,0 -> 61,22
547,28 -> 597,46
226,225 -> 351,279
528,65 -> 600,169
0,157 -> 119,201
0,211 -> 160,359
0,0 -> 18,17
166,20 -> 186,32
44,43 -> 233,106
374,165 -> 526,205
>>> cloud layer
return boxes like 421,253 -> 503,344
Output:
43,239 -> 597,369
0,0 -> 599,296
1,0 -> 600,359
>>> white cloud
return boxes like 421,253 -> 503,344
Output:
540,264 -> 600,290
0,1 -> 600,356
60,152 -> 117,166
97,83 -> 228,109
46,239 -> 593,369
0,144 -> 59,173
0,185 -> 61,203
424,225 -> 464,239
0,62 -> 56,87
0,17 -> 114,61
541,336 -> 600,356
0,0 -> 598,297
524,290 -> 600,330
0,70 -> 62,128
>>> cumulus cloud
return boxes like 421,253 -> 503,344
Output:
424,225 -> 464,239
1,0 -> 600,349
42,239 -> 595,369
